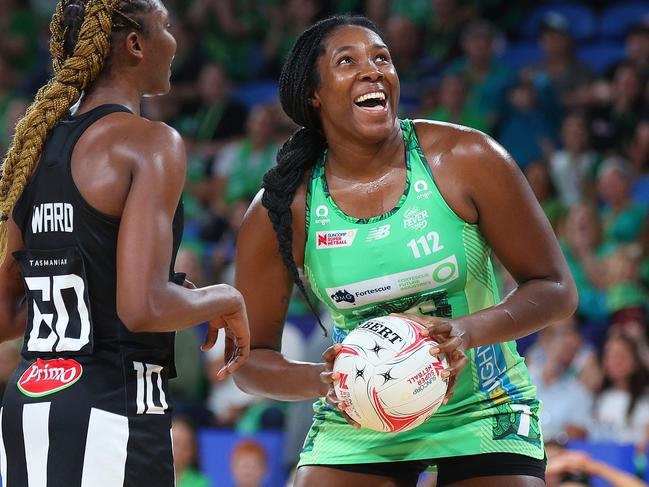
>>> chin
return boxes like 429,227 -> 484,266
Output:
352,113 -> 398,142
361,123 -> 395,142
146,83 -> 172,98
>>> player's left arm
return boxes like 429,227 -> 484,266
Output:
0,215 -> 27,342
451,131 -> 578,349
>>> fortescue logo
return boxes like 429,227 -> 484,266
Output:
331,289 -> 355,304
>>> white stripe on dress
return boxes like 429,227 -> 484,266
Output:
80,408 -> 129,487
0,407 -> 7,487
23,402 -> 51,487
170,428 -> 176,487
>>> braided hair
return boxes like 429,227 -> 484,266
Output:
0,0 -> 156,265
261,16 -> 383,333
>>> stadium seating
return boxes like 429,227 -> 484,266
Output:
632,174 -> 649,206
577,42 -> 626,73
598,2 -> 649,40
520,3 -> 597,41
566,441 -> 636,487
500,41 -> 543,71
232,82 -> 280,109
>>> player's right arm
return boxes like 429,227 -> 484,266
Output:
232,190 -> 328,401
115,121 -> 249,376
0,215 -> 27,342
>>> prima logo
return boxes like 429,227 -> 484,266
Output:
403,207 -> 429,231
331,289 -> 355,304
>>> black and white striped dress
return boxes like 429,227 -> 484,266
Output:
1,104 -> 183,487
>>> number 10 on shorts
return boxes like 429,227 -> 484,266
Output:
133,361 -> 168,414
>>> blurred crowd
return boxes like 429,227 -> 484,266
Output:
1,0 -> 649,486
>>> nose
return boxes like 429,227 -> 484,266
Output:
358,59 -> 384,82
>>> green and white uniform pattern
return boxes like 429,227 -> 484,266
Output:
299,119 -> 543,466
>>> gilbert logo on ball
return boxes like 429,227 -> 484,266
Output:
17,358 -> 83,397
333,315 -> 448,433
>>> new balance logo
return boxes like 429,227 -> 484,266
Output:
366,224 -> 391,241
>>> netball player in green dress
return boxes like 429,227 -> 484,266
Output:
234,15 -> 577,487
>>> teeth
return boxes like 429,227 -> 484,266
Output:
354,92 -> 386,103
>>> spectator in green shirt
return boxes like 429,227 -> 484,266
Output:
209,103 -> 279,214
0,0 -> 39,73
423,73 -> 490,134
525,160 -> 567,231
598,157 -> 648,247
559,202 -> 610,324
445,19 -> 515,130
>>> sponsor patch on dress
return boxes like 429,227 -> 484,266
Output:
316,230 -> 357,249
17,358 -> 83,397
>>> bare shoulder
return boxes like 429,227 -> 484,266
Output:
412,118 -> 520,180
241,190 -> 272,232
109,115 -> 184,155
238,191 -> 282,268
103,115 -> 186,176
410,119 -> 524,223
242,173 -> 309,226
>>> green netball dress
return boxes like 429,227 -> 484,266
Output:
299,119 -> 544,466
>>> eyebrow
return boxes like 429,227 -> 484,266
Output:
332,43 -> 389,57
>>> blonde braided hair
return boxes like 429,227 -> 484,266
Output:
0,0 -> 144,265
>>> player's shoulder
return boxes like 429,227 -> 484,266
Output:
112,115 -> 182,151
105,115 -> 185,172
412,118 -> 496,157
243,177 -> 308,227
411,118 -> 518,174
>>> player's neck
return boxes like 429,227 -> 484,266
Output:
79,76 -> 142,116
325,126 -> 404,180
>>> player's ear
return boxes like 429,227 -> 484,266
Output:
124,31 -> 144,60
310,91 -> 322,110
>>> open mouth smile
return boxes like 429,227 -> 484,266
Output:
353,91 -> 387,111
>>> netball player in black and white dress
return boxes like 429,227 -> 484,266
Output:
0,1 -> 249,486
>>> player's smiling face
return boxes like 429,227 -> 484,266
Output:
311,25 -> 400,143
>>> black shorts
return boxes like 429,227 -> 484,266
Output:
1,355 -> 174,487
317,452 -> 546,486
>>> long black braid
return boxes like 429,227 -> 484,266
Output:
261,15 -> 383,334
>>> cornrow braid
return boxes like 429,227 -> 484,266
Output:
261,15 -> 384,334
49,0 -> 69,75
50,0 -> 153,77
0,0 -> 142,265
